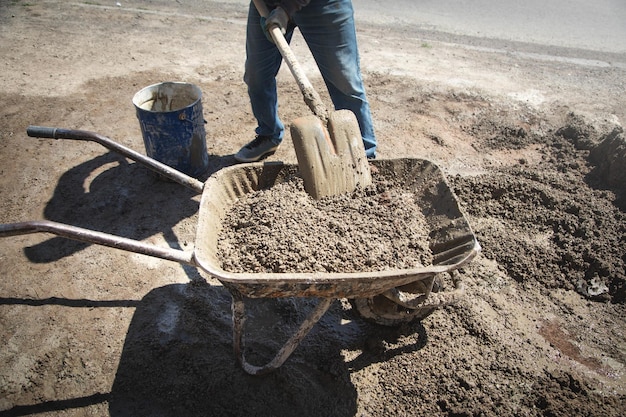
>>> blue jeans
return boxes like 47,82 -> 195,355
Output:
244,0 -> 377,158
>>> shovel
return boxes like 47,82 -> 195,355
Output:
251,0 -> 371,199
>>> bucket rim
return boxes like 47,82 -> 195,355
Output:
132,81 -> 202,113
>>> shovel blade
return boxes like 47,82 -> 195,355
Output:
290,110 -> 372,199
327,109 -> 372,187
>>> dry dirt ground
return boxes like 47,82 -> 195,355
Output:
1,1 -> 626,416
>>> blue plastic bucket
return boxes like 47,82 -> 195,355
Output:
133,82 -> 209,178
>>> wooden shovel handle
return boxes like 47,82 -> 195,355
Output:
251,0 -> 328,122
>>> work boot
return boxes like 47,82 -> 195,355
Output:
234,135 -> 280,162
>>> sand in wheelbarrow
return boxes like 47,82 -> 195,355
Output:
218,171 -> 433,274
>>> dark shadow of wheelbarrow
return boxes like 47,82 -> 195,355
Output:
0,285 -> 429,417
108,282 -> 360,417
23,152 -> 235,265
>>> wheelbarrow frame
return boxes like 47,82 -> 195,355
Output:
0,127 -> 480,375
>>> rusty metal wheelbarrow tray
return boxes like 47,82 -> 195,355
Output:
197,159 -> 479,298
0,127 -> 480,375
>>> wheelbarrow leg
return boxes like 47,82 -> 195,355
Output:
231,292 -> 333,375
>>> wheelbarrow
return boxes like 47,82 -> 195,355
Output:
0,126 -> 480,375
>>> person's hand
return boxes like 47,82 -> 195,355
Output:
261,6 -> 288,43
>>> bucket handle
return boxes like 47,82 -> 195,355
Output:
177,113 -> 207,126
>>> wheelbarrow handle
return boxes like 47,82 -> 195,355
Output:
26,126 -> 205,194
0,220 -> 195,266
26,125 -> 58,138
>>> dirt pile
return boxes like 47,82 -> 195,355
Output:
453,111 -> 626,303
218,167 -> 433,273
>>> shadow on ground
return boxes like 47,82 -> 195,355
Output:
108,282 -> 360,417
0,278 -> 430,417
23,151 -> 237,263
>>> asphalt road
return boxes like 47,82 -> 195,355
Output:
220,0 -> 626,61
353,0 -> 626,55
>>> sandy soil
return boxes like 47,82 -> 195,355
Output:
1,1 -> 625,416
218,168 -> 435,274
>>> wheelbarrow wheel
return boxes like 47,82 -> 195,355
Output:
350,275 -> 443,326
